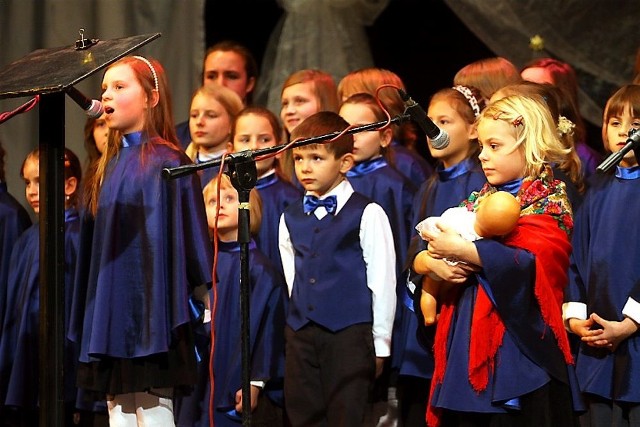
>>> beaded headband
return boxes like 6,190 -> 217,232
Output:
133,55 -> 158,91
453,85 -> 481,117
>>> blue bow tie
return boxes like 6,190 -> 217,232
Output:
303,195 -> 338,215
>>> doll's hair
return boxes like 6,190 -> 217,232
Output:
203,40 -> 258,104
290,111 -> 353,159
479,94 -> 569,178
454,57 -> 522,100
281,69 -> 340,113
601,84 -> 640,153
202,173 -> 262,236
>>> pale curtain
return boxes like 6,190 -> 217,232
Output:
0,0 -> 205,212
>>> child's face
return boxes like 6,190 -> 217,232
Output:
101,63 -> 148,134
232,113 -> 277,176
293,145 -> 352,196
605,106 -> 640,167
93,114 -> 109,154
280,82 -> 320,133
204,184 -> 239,242
189,92 -> 233,152
203,50 -> 253,103
339,102 -> 390,163
22,156 -> 39,214
427,99 -> 478,168
477,118 -> 526,186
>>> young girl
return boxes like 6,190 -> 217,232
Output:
0,148 -> 85,426
336,67 -> 434,186
230,106 -> 302,272
280,68 -> 340,185
69,56 -> 213,426
175,174 -> 286,426
564,84 -> 640,426
414,94 -> 583,426
186,83 -> 244,188
398,85 -> 487,427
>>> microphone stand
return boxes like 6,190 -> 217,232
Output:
596,128 -> 640,173
163,113 -> 410,426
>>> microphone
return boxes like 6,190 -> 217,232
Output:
596,128 -> 640,173
65,86 -> 104,118
398,89 -> 449,149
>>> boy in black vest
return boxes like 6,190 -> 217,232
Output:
278,111 -> 397,426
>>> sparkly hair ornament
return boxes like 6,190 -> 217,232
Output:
133,55 -> 159,91
492,111 -> 524,127
453,85 -> 481,117
557,115 -> 575,136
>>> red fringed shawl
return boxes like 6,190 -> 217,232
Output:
427,166 -> 574,427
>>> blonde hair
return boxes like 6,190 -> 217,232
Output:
479,94 -> 570,178
202,173 -> 262,237
454,57 -> 522,100
185,83 -> 244,160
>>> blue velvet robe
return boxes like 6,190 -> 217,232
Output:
69,134 -> 213,374
395,158 -> 486,377
0,183 -> 31,326
175,240 -> 286,427
566,167 -> 640,402
0,209 -> 80,408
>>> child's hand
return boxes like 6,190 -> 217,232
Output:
234,385 -> 260,413
426,222 -> 467,260
580,313 -> 639,352
375,357 -> 385,379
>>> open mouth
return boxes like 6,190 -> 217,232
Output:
104,106 -> 115,114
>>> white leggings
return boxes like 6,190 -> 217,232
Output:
107,388 -> 174,427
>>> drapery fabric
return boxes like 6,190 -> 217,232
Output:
0,0 -> 205,212
442,0 -> 639,126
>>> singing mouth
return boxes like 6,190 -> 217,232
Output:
104,106 -> 115,114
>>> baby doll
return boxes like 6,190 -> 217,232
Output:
415,191 -> 520,325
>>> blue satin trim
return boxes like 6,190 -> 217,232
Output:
403,286 -> 415,312
437,158 -> 474,181
65,207 -> 79,223
346,156 -> 387,177
218,239 -> 257,252
255,173 -> 279,189
497,178 -> 523,196
616,165 -> 640,180
121,131 -> 144,148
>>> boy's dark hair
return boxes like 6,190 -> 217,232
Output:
290,111 -> 353,158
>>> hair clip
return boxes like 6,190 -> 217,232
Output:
512,116 -> 524,127
133,55 -> 159,91
492,111 -> 504,120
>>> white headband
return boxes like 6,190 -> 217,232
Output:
453,85 -> 481,117
133,55 -> 158,91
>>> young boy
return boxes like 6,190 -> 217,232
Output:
278,111 -> 397,426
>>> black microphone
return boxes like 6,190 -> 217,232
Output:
65,86 -> 104,118
398,89 -> 449,149
596,128 -> 640,173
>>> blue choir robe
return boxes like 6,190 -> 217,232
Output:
254,171 -> 302,274
566,167 -> 640,402
346,156 -> 416,277
69,134 -> 213,374
389,140 -> 433,191
0,209 -> 80,409
175,240 -> 286,427
0,183 -> 32,326
395,158 -> 486,377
